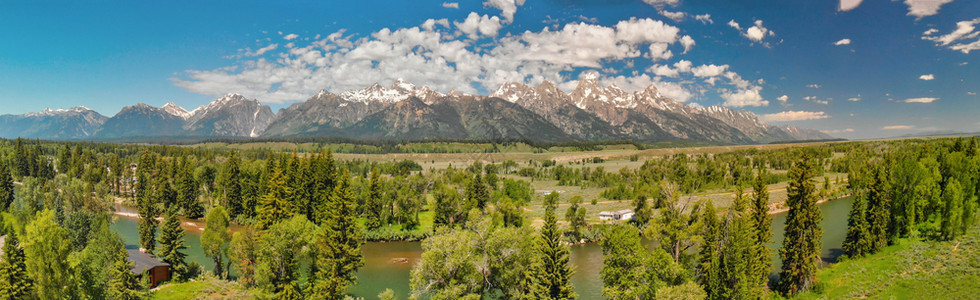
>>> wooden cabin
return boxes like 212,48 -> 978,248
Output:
127,248 -> 171,287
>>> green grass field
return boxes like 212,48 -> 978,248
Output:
793,223 -> 980,299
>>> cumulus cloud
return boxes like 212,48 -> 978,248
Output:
455,12 -> 503,39
924,28 -> 939,35
679,35 -> 695,53
648,64 -> 679,77
695,14 -> 713,24
422,18 -> 450,31
777,95 -> 789,102
721,88 -> 768,107
839,0 -> 863,11
284,33 -> 299,40
659,10 -> 686,22
834,38 -> 851,45
744,20 -> 775,42
804,96 -> 829,105
692,64 -> 729,78
902,97 -> 939,103
442,2 -> 459,8
643,0 -> 680,7
904,0 -> 954,19
483,0 -> 526,23
727,20 -> 742,30
615,17 -> 680,44
759,111 -> 828,122
673,60 -> 692,72
919,74 -> 935,80
648,43 -> 674,61
883,125 -> 912,130
922,18 -> 980,53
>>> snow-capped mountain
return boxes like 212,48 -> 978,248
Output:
0,79 -> 831,143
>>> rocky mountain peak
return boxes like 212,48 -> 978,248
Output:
162,102 -> 191,119
491,82 -> 537,103
340,82 -> 410,104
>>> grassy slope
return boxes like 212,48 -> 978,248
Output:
794,224 -> 980,299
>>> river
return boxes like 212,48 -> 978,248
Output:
111,196 -> 854,299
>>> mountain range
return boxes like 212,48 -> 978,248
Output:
0,78 -> 831,144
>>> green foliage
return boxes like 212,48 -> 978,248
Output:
108,247 -> 145,300
565,195 -> 587,240
600,224 -> 684,299
229,226 -> 259,287
842,191 -> 872,258
256,168 -> 292,230
0,162 -> 13,212
255,215 -> 315,297
0,234 -> 33,298
220,151 -> 243,218
432,183 -> 462,228
749,168 -> 773,293
364,168 -> 384,230
309,170 -> 364,299
175,157 -> 203,219
647,180 -> 703,264
535,191 -> 576,299
23,209 -> 72,300
777,154 -> 823,296
866,165 -> 890,252
466,173 -> 489,212
941,178 -> 964,241
201,206 -> 231,278
157,209 -> 189,281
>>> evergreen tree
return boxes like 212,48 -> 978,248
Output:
0,235 -> 32,298
256,168 -> 292,229
222,151 -> 243,218
466,173 -> 489,211
0,162 -> 13,212
229,226 -> 259,287
717,189 -> 756,299
136,154 -> 158,254
201,206 -> 231,278
535,190 -> 577,299
632,193 -> 652,225
697,202 -> 721,299
364,168 -> 384,230
842,191 -> 872,257
941,178 -> 963,241
866,165 -> 890,252
432,183 -> 460,228
777,154 -> 823,296
601,225 -> 650,299
157,208 -> 189,281
255,216 -> 315,299
108,247 -> 144,300
310,170 -> 364,298
749,168 -> 773,293
176,158 -> 203,218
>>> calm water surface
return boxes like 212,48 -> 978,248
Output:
112,196 -> 854,299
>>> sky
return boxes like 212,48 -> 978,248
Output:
0,0 -> 978,139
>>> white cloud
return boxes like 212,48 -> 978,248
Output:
679,35 -> 695,53
902,97 -> 939,103
673,60 -> 692,72
839,0 -> 863,11
615,18 -> 680,44
648,64 -> 679,77
883,125 -> 913,130
804,96 -> 829,105
777,95 -> 789,102
455,12 -> 503,39
919,74 -> 935,80
442,2 -> 459,8
904,0 -> 954,19
727,20 -> 741,30
923,18 -> 980,53
759,111 -> 828,122
834,38 -> 851,46
692,64 -> 729,77
821,128 -> 855,134
695,14 -> 713,24
848,96 -> 861,101
969,92 -> 977,95
923,28 -> 939,35
659,10 -> 686,22
648,43 -> 673,61
643,0 -> 680,7
483,0 -> 526,23
246,43 -> 278,56
284,33 -> 299,40
721,88 -> 768,107
744,20 -> 774,42
422,18 -> 450,31
807,84 -> 821,88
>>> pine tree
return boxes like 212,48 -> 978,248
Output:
229,226 -> 259,287
697,201 -> 721,299
201,206 -> 231,279
467,173 -> 489,211
535,190 -> 577,299
364,168 -> 384,230
842,191 -> 872,257
866,165 -> 890,252
750,168 -> 773,293
223,151 -> 243,218
310,170 -> 364,299
158,208 -> 189,281
176,158 -> 203,218
717,189 -> 757,299
0,235 -> 33,298
256,168 -> 292,230
22,209 -> 72,300
108,248 -> 144,300
0,161 -> 13,212
941,178 -> 963,241
136,157 -> 158,254
777,154 -> 823,296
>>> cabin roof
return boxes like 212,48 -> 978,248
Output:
127,249 -> 170,274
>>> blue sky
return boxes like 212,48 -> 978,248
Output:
1,0 -> 978,139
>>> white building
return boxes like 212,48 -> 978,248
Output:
599,209 -> 634,221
